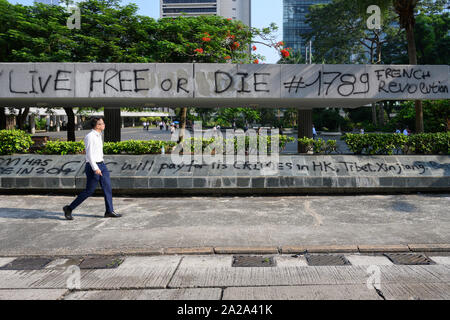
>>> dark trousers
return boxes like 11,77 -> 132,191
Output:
69,162 -> 114,213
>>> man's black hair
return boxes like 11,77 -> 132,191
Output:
90,117 -> 104,129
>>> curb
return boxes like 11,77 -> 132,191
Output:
1,244 -> 450,257
358,244 -> 410,253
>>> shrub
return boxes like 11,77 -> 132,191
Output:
178,135 -> 295,154
37,140 -> 177,155
37,140 -> 85,155
297,137 -> 337,154
341,133 -> 449,155
103,140 -> 177,155
0,130 -> 34,155
405,132 -> 450,155
341,133 -> 408,155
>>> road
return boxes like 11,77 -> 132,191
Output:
1,193 -> 449,300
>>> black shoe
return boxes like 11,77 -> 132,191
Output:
63,206 -> 73,220
104,211 -> 121,218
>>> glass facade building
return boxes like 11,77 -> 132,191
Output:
283,0 -> 331,55
160,0 -> 251,26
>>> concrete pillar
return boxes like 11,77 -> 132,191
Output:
29,114 -> 36,134
56,115 -> 60,132
75,116 -> 81,130
104,108 -> 121,142
6,115 -> 15,130
121,117 -> 125,129
297,109 -> 313,153
132,118 -> 135,127
0,107 -> 6,130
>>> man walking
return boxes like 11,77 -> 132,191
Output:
63,117 -> 121,220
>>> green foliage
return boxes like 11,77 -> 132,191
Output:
413,12 -> 450,65
342,133 -> 408,155
405,132 -> 450,155
179,135 -> 295,154
36,140 -> 177,155
103,141 -> 177,155
391,100 -> 449,133
38,140 -> 85,155
0,0 -> 275,64
0,129 -> 34,155
35,118 -> 47,130
215,108 -> 261,128
313,109 -> 347,132
341,132 -> 449,155
297,137 -> 337,154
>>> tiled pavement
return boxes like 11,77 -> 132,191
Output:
0,253 -> 449,300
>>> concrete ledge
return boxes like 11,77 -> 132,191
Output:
0,155 -> 449,194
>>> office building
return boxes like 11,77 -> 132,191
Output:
160,0 -> 251,26
283,0 -> 331,55
34,0 -> 60,4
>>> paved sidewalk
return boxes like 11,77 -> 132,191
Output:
0,254 -> 449,300
0,194 -> 449,256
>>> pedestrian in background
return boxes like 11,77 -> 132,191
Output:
403,126 -> 410,136
63,117 -> 121,220
312,124 -> 317,140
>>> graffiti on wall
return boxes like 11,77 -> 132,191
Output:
0,65 -> 447,98
1,156 -> 449,177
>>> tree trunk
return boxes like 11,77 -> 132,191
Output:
17,107 -> 30,130
178,107 -> 188,144
378,103 -> 385,127
297,109 -> 313,153
6,115 -> 15,130
64,107 -> 76,141
104,108 -> 121,142
0,107 -> 6,130
371,103 -> 378,127
406,19 -> 424,133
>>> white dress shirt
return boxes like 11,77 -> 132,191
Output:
84,130 -> 104,172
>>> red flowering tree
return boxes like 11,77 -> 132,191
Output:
151,15 -> 272,64
151,15 -> 276,141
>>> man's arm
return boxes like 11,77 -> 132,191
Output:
85,134 -> 101,173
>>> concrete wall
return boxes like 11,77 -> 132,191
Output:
0,63 -> 448,108
0,155 -> 448,194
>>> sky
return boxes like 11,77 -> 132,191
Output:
8,0 -> 283,63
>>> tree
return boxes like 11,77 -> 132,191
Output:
148,15 -> 275,142
358,0 -> 434,133
414,12 -> 450,64
304,0 -> 403,126
302,0 -> 399,64
0,0 -> 152,139
1,1 -> 278,140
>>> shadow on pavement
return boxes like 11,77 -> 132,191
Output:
0,208 -> 101,221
